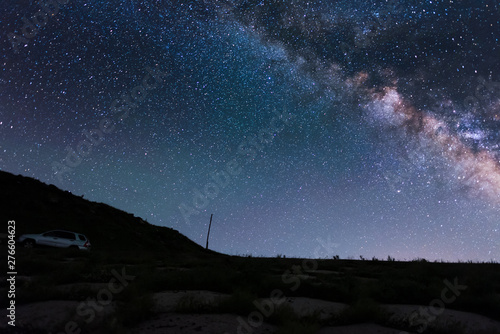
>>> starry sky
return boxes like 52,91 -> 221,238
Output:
1,0 -> 500,261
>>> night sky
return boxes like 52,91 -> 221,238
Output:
1,0 -> 500,261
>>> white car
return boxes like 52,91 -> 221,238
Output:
18,230 -> 91,251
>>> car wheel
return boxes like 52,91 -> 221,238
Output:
69,245 -> 79,250
23,239 -> 35,248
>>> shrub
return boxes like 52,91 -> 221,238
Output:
334,298 -> 388,325
176,294 -> 215,313
217,289 -> 258,315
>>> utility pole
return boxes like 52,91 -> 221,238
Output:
206,214 -> 213,250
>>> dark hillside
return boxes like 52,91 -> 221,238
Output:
0,171 -> 207,255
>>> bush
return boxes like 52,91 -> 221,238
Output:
217,289 -> 258,315
176,293 -> 216,313
114,290 -> 154,327
270,304 -> 321,334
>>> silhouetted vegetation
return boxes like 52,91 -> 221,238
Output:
1,170 -> 500,333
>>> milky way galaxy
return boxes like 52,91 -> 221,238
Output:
364,86 -> 500,203
1,0 -> 500,261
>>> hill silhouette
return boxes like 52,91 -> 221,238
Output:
0,171 -> 207,255
1,171 -> 500,333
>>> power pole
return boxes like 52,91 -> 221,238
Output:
206,214 -> 213,250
